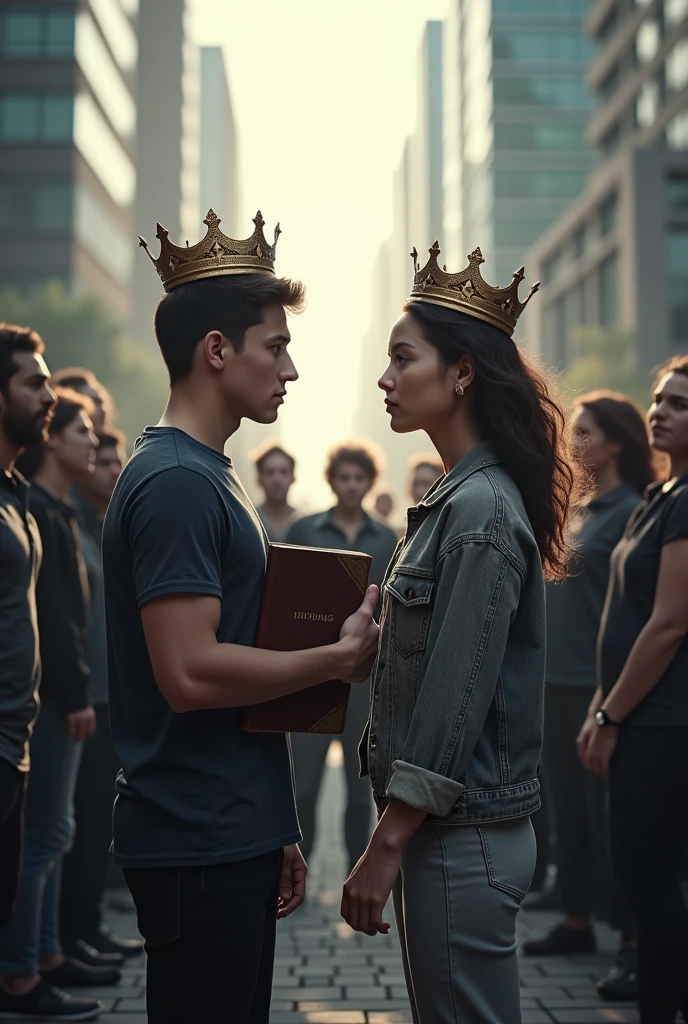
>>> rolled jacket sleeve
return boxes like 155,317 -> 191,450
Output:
385,540 -> 523,817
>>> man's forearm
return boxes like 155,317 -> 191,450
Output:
604,618 -> 684,722
176,640 -> 347,712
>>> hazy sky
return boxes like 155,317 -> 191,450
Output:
191,0 -> 450,502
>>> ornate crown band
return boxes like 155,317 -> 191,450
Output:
409,243 -> 539,337
139,209 -> 280,291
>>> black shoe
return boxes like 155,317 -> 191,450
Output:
0,979 -> 103,1019
597,947 -> 638,1001
522,883 -> 560,912
64,939 -> 124,968
83,927 -> 144,958
523,923 -> 596,957
41,956 -> 121,989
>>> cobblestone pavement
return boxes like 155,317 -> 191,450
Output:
99,751 -> 640,1023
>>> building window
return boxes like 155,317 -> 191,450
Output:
494,121 -> 587,150
573,225 -> 587,258
665,0 -> 688,24
493,31 -> 596,63
542,250 -> 562,284
599,9 -> 619,44
75,13 -> 136,138
666,39 -> 688,92
0,95 -> 73,142
599,64 -> 620,101
74,187 -> 132,286
0,181 -> 72,232
667,109 -> 688,149
0,10 -> 75,58
495,216 -> 558,247
667,175 -> 688,210
598,253 -> 618,325
600,122 -> 621,156
600,194 -> 618,235
668,229 -> 688,345
89,0 -> 137,71
636,20 -> 660,64
494,168 -> 589,199
636,78 -> 660,129
493,75 -> 595,108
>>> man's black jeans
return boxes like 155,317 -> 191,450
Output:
609,726 -> 688,1024
124,848 -> 283,1024
0,760 -> 26,927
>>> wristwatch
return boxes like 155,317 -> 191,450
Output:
595,707 -> 622,728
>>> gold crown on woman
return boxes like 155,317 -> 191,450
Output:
139,209 -> 281,291
409,243 -> 539,337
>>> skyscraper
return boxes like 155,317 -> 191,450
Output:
199,47 -> 240,234
526,0 -> 688,368
443,0 -> 595,284
0,0 -> 137,316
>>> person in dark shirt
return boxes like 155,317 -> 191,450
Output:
286,442 -> 399,871
0,324 -> 55,931
252,441 -> 301,541
105,209 -> 379,1024
0,388 -> 111,1020
60,427 -> 144,965
525,392 -> 655,998
579,357 -> 688,1024
51,367 -> 114,435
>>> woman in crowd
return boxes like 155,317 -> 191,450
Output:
525,391 -> 655,1002
579,356 -> 688,1024
341,244 -> 574,1023
0,389 -> 113,1022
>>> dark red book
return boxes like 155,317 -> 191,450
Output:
241,543 -> 372,735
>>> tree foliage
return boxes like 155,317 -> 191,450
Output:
0,281 -> 167,448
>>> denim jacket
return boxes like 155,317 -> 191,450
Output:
360,442 -> 545,825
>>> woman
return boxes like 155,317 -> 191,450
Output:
341,244 -> 573,1023
525,392 -> 655,1001
0,389 -> 112,1022
579,357 -> 688,1024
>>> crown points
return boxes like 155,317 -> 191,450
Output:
468,247 -> 484,266
253,210 -> 265,229
204,209 -> 220,228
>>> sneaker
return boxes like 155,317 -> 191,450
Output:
64,939 -> 124,968
0,979 -> 103,1019
83,927 -> 144,958
523,923 -> 596,957
40,956 -> 121,988
597,947 -> 638,1001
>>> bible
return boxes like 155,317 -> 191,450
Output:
241,543 -> 372,735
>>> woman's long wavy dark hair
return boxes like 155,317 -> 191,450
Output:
577,390 -> 656,495
406,302 -> 574,581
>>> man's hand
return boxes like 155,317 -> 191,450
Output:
338,585 -> 380,684
576,714 -> 597,768
584,723 -> 619,779
277,844 -> 307,919
341,841 -> 400,936
66,706 -> 97,743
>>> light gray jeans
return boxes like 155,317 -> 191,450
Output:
393,816 -> 536,1024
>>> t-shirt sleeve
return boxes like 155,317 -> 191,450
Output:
662,486 -> 688,546
125,468 -> 228,608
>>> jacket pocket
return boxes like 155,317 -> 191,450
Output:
385,571 -> 435,658
123,867 -> 180,949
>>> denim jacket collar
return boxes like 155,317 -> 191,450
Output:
418,441 -> 500,510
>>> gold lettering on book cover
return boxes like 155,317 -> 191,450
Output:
308,702 -> 347,734
337,555 -> 368,595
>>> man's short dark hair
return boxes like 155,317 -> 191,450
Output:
96,427 -> 127,454
0,323 -> 44,395
154,274 -> 306,385
252,441 -> 296,475
51,366 -> 98,391
325,441 -> 382,486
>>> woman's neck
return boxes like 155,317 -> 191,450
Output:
34,459 -> 72,502
669,454 -> 688,480
427,412 -> 484,474
591,462 -> 623,497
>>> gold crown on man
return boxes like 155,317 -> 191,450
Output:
139,209 -> 281,291
409,242 -> 539,337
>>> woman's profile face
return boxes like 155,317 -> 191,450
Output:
378,312 -> 455,434
570,405 -> 620,475
649,372 -> 688,458
51,410 -> 98,482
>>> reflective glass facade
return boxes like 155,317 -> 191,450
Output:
0,9 -> 75,57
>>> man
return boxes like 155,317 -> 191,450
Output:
51,368 -> 113,434
253,441 -> 301,541
61,428 -> 144,964
103,209 -> 379,1024
286,442 -> 399,871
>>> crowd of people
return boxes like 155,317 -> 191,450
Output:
0,211 -> 687,1024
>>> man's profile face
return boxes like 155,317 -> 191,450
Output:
329,461 -> 374,512
220,304 -> 298,424
1,352 -> 56,450
258,452 -> 295,504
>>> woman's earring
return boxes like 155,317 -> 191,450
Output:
455,382 -> 465,397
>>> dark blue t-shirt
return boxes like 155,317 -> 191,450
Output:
103,427 -> 300,868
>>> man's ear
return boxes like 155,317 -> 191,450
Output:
202,331 -> 227,372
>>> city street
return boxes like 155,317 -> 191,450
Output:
96,750 -> 640,1024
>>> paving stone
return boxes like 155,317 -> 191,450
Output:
114,997 -> 147,1012
521,1014 -> 554,1024
274,986 -> 343,1000
550,1011 -> 640,1023
367,1014 -> 414,1024
298,1000 -> 412,1013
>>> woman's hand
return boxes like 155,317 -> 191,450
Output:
277,844 -> 307,919
341,841 -> 400,936
584,723 -> 619,779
